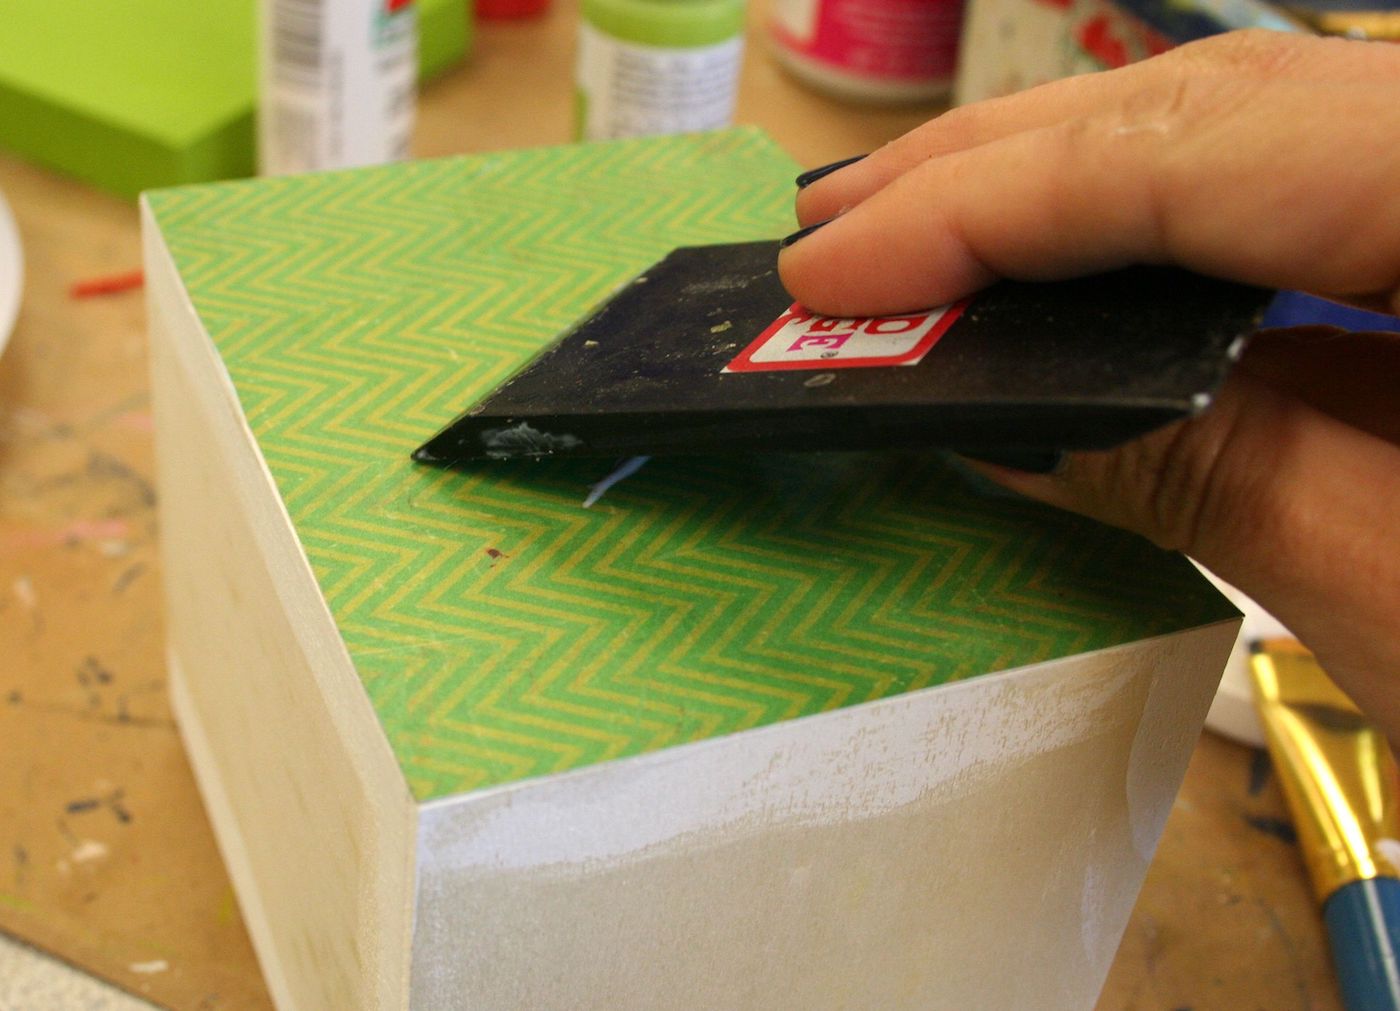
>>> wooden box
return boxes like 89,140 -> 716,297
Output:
143,129 -> 1238,1010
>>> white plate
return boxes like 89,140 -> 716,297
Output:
0,187 -> 21,360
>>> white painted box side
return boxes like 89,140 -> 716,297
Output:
412,622 -> 1235,1009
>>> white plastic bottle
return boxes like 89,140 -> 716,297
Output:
259,0 -> 419,175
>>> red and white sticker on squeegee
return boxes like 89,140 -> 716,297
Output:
723,301 -> 967,373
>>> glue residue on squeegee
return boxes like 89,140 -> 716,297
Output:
479,421 -> 584,460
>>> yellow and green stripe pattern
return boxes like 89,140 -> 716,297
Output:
147,129 -> 1234,801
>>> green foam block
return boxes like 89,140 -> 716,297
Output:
0,0 -> 469,199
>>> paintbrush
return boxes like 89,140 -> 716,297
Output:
1250,638 -> 1400,1010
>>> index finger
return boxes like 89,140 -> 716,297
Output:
779,75 -> 1400,317
795,31 -> 1400,228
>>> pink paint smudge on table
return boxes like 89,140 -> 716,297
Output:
3,518 -> 131,551
112,411 -> 153,432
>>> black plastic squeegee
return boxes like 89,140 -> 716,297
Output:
413,240 -> 1271,466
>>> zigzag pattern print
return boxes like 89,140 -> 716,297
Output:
148,130 -> 1234,801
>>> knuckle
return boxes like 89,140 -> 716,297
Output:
907,103 -> 993,160
1128,383 -> 1288,561
1118,69 -> 1201,133
1168,29 -> 1310,78
1032,397 -> 1278,561
1140,416 -> 1228,554
1060,413 -> 1224,556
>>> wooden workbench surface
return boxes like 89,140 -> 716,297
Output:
0,4 -> 1342,1008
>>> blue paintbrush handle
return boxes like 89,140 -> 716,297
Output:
1325,878 -> 1400,1011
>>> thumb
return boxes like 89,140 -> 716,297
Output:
966,372 -> 1400,733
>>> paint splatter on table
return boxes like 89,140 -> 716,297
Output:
0,150 -> 271,1011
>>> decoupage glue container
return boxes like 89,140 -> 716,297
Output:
768,0 -> 964,103
575,0 -> 747,141
259,0 -> 419,175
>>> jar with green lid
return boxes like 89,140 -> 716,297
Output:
575,0 -> 747,141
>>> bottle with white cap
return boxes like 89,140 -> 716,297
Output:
575,0 -> 748,141
259,0 -> 419,175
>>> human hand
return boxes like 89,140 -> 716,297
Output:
778,31 -> 1400,738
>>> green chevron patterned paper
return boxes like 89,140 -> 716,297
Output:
147,129 -> 1234,801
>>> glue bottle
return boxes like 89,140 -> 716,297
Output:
768,0 -> 964,104
575,0 -> 747,141
259,0 -> 419,175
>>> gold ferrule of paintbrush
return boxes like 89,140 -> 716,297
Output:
1250,637 -> 1400,902
1289,9 -> 1400,40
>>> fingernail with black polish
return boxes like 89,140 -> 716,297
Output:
795,154 -> 867,189
779,218 -> 834,249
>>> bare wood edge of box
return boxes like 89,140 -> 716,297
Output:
142,199 -> 418,1011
